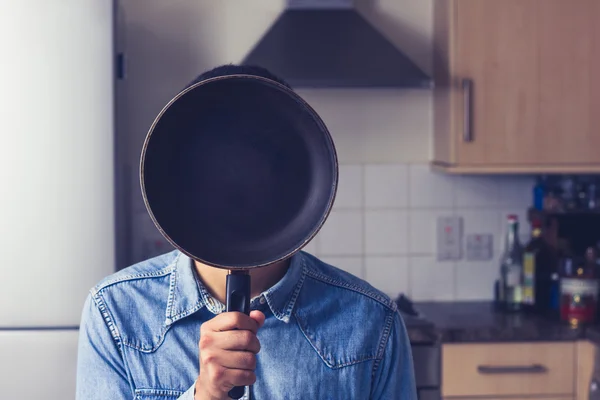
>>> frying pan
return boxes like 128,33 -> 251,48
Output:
140,72 -> 338,398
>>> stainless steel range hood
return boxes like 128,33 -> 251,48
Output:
242,0 -> 432,88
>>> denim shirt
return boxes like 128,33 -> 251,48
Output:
76,250 -> 416,399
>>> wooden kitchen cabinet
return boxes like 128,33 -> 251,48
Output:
442,342 -> 576,398
447,398 -> 572,400
433,0 -> 600,173
577,341 -> 596,400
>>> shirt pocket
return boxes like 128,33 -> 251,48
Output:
134,388 -> 185,399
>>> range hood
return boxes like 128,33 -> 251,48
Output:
242,0 -> 432,88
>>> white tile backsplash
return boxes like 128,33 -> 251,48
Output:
365,256 -> 409,297
461,210 -> 502,252
408,209 -> 453,255
409,256 -> 456,301
497,176 -> 536,206
315,164 -> 532,301
302,238 -> 318,255
454,176 -> 501,208
317,210 -> 363,256
334,165 -> 363,209
408,164 -> 455,208
365,210 -> 409,255
320,256 -> 364,279
365,164 -> 409,208
455,261 -> 498,301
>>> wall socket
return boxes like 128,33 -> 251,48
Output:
465,234 -> 493,261
437,216 -> 462,261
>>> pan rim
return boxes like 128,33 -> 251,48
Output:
139,74 -> 338,270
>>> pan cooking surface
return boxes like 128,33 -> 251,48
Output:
142,78 -> 337,268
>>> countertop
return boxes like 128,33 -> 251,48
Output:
405,301 -> 600,345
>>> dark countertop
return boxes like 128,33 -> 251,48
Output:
405,301 -> 600,345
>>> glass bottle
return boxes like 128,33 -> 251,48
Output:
500,215 -> 524,312
559,250 -> 599,326
523,218 -> 556,313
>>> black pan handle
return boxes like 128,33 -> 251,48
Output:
226,270 -> 251,399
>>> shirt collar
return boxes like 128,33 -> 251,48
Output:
165,251 -> 307,326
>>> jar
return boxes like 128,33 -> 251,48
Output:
559,255 -> 599,325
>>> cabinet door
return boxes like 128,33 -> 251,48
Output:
445,398 -> 572,400
454,0 -> 539,165
537,0 -> 597,165
442,342 -> 575,398
591,1 -> 600,164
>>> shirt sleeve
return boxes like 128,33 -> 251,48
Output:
76,293 -> 132,399
75,294 -> 197,399
370,310 -> 418,400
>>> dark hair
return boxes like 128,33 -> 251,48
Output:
186,64 -> 291,89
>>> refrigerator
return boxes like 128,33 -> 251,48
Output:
0,1 -> 116,398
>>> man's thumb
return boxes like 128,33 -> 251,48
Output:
249,310 -> 266,329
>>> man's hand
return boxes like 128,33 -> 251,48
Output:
195,310 -> 266,400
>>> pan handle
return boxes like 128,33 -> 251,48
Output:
226,270 -> 251,399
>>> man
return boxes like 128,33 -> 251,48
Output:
76,65 -> 416,400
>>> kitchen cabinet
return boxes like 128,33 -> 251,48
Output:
433,0 -> 600,174
577,341 -> 596,400
448,398 -> 572,400
442,342 -> 575,398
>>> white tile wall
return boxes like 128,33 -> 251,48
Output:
365,164 -> 408,208
317,210 -> 363,256
303,163 -> 534,301
122,0 -> 534,302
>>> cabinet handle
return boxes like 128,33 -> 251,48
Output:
462,78 -> 473,142
477,364 -> 547,375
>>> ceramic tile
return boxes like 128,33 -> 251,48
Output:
301,238 -> 317,255
408,209 -> 454,255
455,260 -> 498,301
365,164 -> 409,208
334,164 -> 363,209
365,256 -> 409,297
365,210 -> 408,255
320,256 -> 364,279
454,176 -> 501,208
317,210 -> 363,256
496,175 -> 536,207
408,164 -> 455,208
409,256 -> 456,301
458,210 -> 502,253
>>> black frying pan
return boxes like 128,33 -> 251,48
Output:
140,73 -> 337,398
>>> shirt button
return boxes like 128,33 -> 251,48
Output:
259,296 -> 266,305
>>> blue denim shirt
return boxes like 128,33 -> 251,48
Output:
76,250 -> 416,399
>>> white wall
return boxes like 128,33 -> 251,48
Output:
120,0 -> 533,301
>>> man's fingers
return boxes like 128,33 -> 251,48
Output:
207,350 -> 256,370
204,312 -> 259,334
206,330 -> 261,353
249,310 -> 265,329
222,368 -> 257,389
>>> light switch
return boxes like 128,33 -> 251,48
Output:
465,233 -> 493,261
437,216 -> 462,261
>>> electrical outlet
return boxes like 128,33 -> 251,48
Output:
465,233 -> 493,261
437,216 -> 462,261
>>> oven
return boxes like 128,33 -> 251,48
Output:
412,343 -> 441,400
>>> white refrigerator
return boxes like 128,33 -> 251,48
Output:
0,1 -> 116,398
